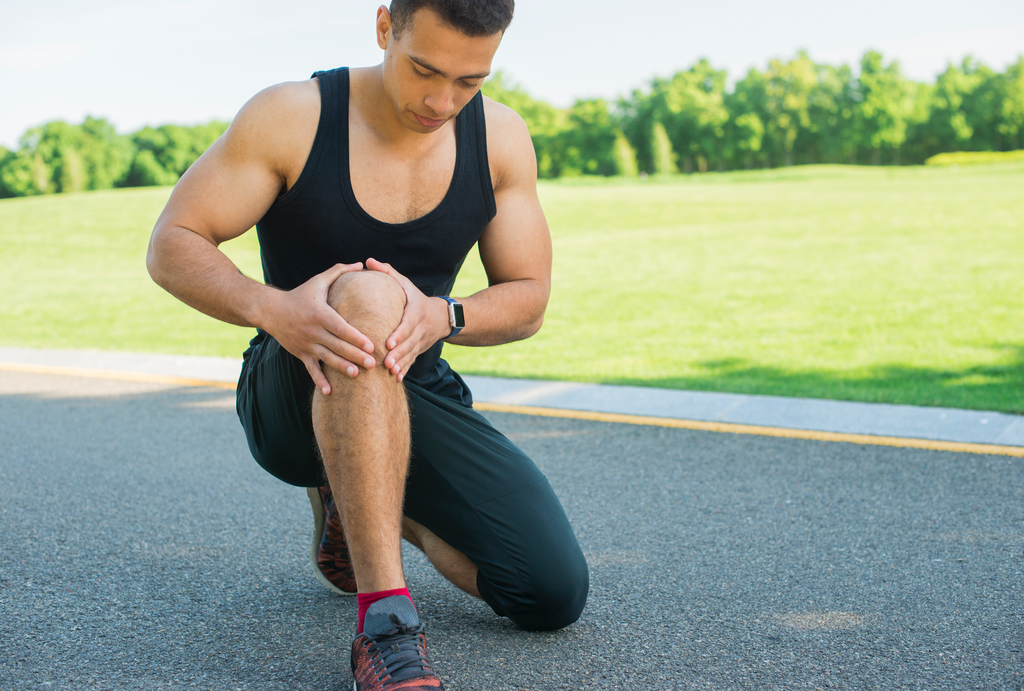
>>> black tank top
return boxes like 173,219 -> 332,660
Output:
254,67 -> 496,403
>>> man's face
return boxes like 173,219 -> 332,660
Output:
377,7 -> 502,133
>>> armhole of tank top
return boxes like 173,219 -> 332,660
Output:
474,92 -> 498,221
271,69 -> 336,209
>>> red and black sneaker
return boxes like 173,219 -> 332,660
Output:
306,485 -> 357,595
352,598 -> 444,690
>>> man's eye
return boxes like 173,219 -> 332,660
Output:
462,80 -> 481,88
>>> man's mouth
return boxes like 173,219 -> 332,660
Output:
414,113 -> 446,128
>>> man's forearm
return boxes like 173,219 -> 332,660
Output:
446,278 -> 548,347
147,225 -> 275,330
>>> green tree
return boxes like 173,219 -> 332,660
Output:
557,99 -> 619,176
0,121 -> 83,196
79,117 -> 135,190
649,59 -> 729,172
763,53 -> 817,166
803,62 -> 860,164
482,72 -> 567,177
650,121 -> 677,174
618,88 -> 657,174
858,51 -> 920,164
728,112 -> 764,168
0,146 -> 15,198
918,59 -> 990,155
997,57 -> 1024,150
124,121 -> 228,187
611,130 -> 638,177
728,67 -> 770,167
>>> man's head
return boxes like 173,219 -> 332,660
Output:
389,0 -> 514,38
375,1 -> 511,134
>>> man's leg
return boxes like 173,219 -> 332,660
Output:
310,270 -> 409,596
403,518 -> 480,597
402,382 -> 590,632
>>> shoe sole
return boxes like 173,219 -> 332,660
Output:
306,487 -> 356,597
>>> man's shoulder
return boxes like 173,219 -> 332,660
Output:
223,79 -> 321,178
244,78 -> 321,128
481,95 -> 535,189
481,95 -> 530,142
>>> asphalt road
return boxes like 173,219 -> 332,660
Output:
1,371 -> 1021,690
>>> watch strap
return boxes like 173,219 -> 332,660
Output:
440,296 -> 464,338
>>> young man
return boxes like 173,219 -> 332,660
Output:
146,1 -> 588,688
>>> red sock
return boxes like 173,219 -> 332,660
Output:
357,588 -> 415,633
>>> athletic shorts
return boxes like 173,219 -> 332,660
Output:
235,333 -> 589,631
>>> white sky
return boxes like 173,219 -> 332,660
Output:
1,0 -> 1022,148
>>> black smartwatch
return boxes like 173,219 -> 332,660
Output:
440,296 -> 465,338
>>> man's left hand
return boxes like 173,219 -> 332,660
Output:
366,257 -> 450,383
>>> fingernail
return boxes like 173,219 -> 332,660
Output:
364,358 -> 374,368
347,366 -> 357,377
322,386 -> 330,395
364,344 -> 373,353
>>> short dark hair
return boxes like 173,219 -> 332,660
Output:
390,0 -> 514,38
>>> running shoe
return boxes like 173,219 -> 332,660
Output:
352,597 -> 444,690
306,485 -> 357,595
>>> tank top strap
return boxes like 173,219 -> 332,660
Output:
462,91 -> 497,220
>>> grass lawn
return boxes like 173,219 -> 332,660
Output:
1,163 -> 1022,413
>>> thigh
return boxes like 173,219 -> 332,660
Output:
403,382 -> 589,630
236,332 -> 325,487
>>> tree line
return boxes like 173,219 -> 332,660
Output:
1,50 -> 1021,197
483,51 -> 1024,177
0,119 -> 227,198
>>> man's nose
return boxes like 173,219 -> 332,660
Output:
424,85 -> 454,116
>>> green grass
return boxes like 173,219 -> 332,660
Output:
1,163 -> 1022,413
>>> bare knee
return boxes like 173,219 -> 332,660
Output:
327,270 -> 406,351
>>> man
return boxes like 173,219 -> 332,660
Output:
146,1 -> 588,689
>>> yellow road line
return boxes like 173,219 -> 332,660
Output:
2,361 -> 1021,457
474,404 -> 1024,457
0,361 -> 237,390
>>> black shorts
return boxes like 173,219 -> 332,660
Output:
235,334 -> 589,631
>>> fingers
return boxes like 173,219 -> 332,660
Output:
320,305 -> 375,355
303,358 -> 332,397
367,257 -> 414,291
320,261 -> 364,284
317,263 -> 375,355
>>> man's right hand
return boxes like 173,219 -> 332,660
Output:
262,262 -> 376,396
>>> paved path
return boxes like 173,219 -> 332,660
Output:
0,347 -> 1021,452
1,363 -> 1022,690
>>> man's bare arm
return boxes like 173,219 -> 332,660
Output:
451,99 -> 552,345
146,80 -> 375,394
368,99 -> 552,380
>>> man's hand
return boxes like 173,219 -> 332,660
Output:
366,258 -> 449,383
263,262 -> 376,395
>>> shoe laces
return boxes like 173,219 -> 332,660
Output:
364,614 -> 436,685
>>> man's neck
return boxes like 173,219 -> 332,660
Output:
350,66 -> 452,152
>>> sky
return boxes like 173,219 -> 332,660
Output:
1,0 -> 1023,148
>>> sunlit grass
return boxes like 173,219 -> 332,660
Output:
1,163 -> 1021,412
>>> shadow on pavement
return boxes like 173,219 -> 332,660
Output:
610,343 -> 1024,414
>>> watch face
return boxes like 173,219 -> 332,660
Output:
451,302 -> 465,328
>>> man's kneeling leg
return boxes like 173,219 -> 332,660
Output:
311,270 -> 410,596
403,382 -> 590,632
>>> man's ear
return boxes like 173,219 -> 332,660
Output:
376,5 -> 393,51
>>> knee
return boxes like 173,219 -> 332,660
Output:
520,564 -> 589,631
327,270 -> 406,348
481,549 -> 590,632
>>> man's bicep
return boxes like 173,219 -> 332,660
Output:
477,105 -> 552,288
153,82 -> 317,247
154,125 -> 283,247
477,182 -> 552,288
